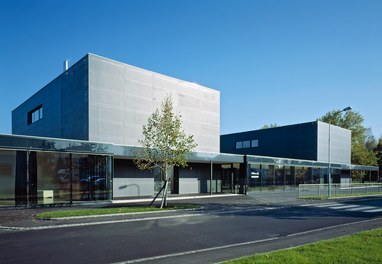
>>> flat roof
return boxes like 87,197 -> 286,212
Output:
0,134 -> 377,171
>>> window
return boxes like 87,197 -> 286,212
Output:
251,139 -> 259,147
243,140 -> 250,148
236,141 -> 243,149
28,105 -> 43,125
237,140 -> 259,149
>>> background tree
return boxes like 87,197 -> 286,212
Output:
262,123 -> 278,129
375,136 -> 382,176
318,110 -> 377,181
134,96 -> 197,208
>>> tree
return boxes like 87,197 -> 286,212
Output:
375,136 -> 382,172
134,96 -> 197,208
262,123 -> 278,129
318,110 -> 377,181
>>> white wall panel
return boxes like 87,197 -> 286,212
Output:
88,54 -> 220,152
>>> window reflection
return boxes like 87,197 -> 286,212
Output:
0,150 -> 17,205
36,152 -> 111,204
37,152 -> 71,204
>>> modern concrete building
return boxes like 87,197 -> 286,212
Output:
221,122 -> 358,188
12,53 -> 220,153
0,54 -> 378,207
4,54 -> 229,206
221,121 -> 351,164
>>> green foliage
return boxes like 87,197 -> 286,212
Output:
226,228 -> 382,264
262,123 -> 279,129
36,207 -> 163,219
318,110 -> 377,167
375,136 -> 382,169
35,204 -> 198,219
134,96 -> 197,179
134,96 -> 197,207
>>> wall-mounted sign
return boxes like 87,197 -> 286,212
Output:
251,172 -> 260,178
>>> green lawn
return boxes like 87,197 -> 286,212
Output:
226,228 -> 382,264
36,204 -> 198,219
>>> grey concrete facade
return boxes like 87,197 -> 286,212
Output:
317,121 -> 351,164
12,54 -> 220,153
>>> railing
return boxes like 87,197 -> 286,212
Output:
298,183 -> 382,198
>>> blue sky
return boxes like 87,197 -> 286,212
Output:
1,0 -> 381,137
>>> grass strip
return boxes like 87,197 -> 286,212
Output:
36,204 -> 198,219
226,228 -> 382,264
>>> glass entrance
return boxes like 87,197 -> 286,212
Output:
221,164 -> 239,193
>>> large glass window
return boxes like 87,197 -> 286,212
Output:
37,152 -> 71,204
275,165 -> 284,186
75,155 -> 111,201
264,165 -> 275,186
312,168 -> 322,184
0,150 -> 17,205
249,164 -> 261,189
36,152 -> 112,204
295,167 -> 310,185
285,166 -> 293,186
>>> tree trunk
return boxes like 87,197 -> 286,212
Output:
160,166 -> 169,208
150,183 -> 166,207
161,179 -> 169,208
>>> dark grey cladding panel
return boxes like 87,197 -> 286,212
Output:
221,121 -> 318,161
12,55 -> 89,141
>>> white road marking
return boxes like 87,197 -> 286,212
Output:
111,217 -> 382,264
363,208 -> 382,213
345,206 -> 376,212
314,203 -> 342,207
300,202 -> 340,207
302,202 -> 382,213
328,205 -> 360,210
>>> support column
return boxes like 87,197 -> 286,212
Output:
210,161 -> 213,195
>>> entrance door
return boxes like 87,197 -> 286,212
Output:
221,166 -> 237,193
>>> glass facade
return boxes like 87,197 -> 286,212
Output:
0,150 -> 17,205
245,161 -> 357,191
36,153 -> 111,204
0,147 -> 112,206
0,134 -> 379,206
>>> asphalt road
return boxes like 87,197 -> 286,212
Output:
1,197 -> 382,264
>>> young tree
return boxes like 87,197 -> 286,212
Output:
134,96 -> 197,208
